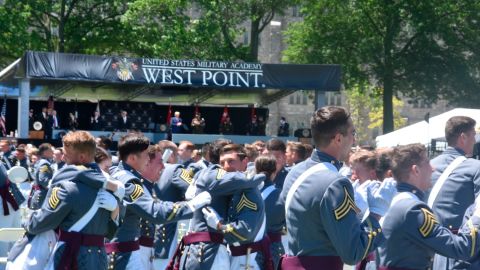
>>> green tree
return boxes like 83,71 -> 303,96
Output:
284,1 -> 480,134
345,85 -> 406,146
123,0 -> 295,61
0,0 -> 129,66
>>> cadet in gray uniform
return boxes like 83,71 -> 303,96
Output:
428,116 -> 480,270
154,140 -> 192,269
0,140 -> 14,169
202,144 -> 271,270
108,134 -> 211,270
153,162 -> 192,268
0,161 -> 25,269
255,154 -> 286,269
171,141 -> 266,270
279,106 -> 386,270
28,143 -> 54,210
379,144 -> 480,270
24,131 -> 120,270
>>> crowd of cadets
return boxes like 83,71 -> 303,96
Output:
1,106 -> 480,270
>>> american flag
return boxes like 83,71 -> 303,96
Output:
0,95 -> 6,137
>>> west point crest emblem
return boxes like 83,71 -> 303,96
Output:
111,58 -> 138,81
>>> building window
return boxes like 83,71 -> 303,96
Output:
292,5 -> 300,17
289,92 -> 309,105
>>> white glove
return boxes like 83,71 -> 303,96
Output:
353,180 -> 369,219
374,178 -> 397,205
186,191 -> 211,211
202,207 -> 221,229
96,190 -> 118,211
113,181 -> 125,200
367,181 -> 389,216
185,184 -> 197,200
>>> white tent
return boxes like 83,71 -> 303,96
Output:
375,108 -> 480,147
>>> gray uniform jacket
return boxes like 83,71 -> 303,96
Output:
379,182 -> 480,269
26,165 -> 112,270
154,163 -> 192,259
273,166 -> 290,189
429,147 -> 480,270
261,180 -> 285,269
281,150 -> 383,265
430,147 -> 480,230
179,164 -> 265,270
110,161 -> 194,270
29,158 -> 53,210
221,187 -> 265,245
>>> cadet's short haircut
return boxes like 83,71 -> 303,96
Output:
391,143 -> 427,182
118,133 -> 150,161
62,131 -> 96,159
244,144 -> 259,161
98,136 -> 113,150
220,144 -> 246,161
201,143 -> 212,159
95,147 -> 111,164
157,140 -> 177,153
252,140 -> 265,149
16,146 -> 26,153
210,138 -> 233,164
375,147 -> 394,181
445,116 -> 476,146
350,150 -> 377,170
38,143 -> 53,156
255,154 -> 277,180
311,106 -> 351,148
266,138 -> 286,153
287,141 -> 307,161
147,144 -> 162,161
179,141 -> 195,151
303,143 -> 314,157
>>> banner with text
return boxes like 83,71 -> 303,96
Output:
23,51 -> 341,91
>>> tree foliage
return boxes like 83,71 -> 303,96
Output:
284,0 -> 480,133
0,0 -> 130,65
345,84 -> 405,146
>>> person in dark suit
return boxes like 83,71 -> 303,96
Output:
170,111 -> 183,133
67,112 -> 79,131
278,117 -> 290,137
29,109 -> 35,130
117,110 -> 130,132
44,109 -> 54,139
90,110 -> 104,130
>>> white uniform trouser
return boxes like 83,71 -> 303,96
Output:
211,245 -> 230,269
230,252 -> 260,270
126,246 -> 155,270
1,201 -> 21,270
7,230 -> 57,270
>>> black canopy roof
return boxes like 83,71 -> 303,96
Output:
0,51 -> 341,106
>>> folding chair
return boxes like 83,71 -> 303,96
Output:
0,228 -> 25,264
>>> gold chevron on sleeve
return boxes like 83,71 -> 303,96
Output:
130,184 -> 144,201
179,169 -> 193,185
236,193 -> 258,212
334,186 -> 360,220
419,208 -> 438,237
216,168 -> 227,180
48,187 -> 61,209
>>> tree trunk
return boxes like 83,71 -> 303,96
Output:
249,18 -> 260,62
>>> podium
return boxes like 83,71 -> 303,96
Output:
29,131 -> 44,139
